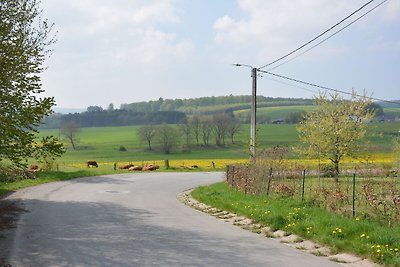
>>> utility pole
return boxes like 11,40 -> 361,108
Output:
250,67 -> 257,162
233,64 -> 257,162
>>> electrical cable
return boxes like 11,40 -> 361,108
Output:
258,0 -> 376,70
257,69 -> 400,106
266,0 -> 388,72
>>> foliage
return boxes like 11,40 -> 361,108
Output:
156,124 -> 180,154
137,125 -> 156,150
41,110 -> 187,129
120,95 -> 313,114
284,110 -> 306,124
0,0 -> 64,167
296,91 -> 374,179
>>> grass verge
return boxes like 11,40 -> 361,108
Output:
0,170 -> 108,197
191,182 -> 400,266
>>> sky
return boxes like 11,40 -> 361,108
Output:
39,0 -> 400,110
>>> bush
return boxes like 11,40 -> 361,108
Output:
321,164 -> 336,177
118,146 -> 127,152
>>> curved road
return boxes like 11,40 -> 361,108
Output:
0,172 -> 342,266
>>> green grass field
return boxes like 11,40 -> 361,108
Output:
35,121 -> 400,167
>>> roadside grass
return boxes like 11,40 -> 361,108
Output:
0,170 -> 100,197
191,182 -> 400,266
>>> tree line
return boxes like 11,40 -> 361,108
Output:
41,109 -> 186,129
120,95 -> 313,113
136,113 -> 241,154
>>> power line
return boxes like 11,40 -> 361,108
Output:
258,0 -> 376,70
257,69 -> 400,106
258,74 -> 319,95
266,0 -> 388,72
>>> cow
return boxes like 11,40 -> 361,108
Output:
86,160 -> 98,168
119,163 -> 134,170
143,164 -> 159,171
129,166 -> 143,171
28,164 -> 40,172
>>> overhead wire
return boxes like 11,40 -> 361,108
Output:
257,69 -> 400,106
265,0 -> 388,72
258,0 -> 375,70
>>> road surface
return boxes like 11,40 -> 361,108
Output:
0,172 -> 342,266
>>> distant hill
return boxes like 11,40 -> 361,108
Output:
376,100 -> 400,109
120,95 -> 314,115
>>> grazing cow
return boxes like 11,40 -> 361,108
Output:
86,160 -> 98,168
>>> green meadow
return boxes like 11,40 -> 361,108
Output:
36,121 -> 400,166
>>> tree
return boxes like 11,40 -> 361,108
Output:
201,117 -> 213,146
179,118 -> 192,151
296,91 -> 374,180
107,103 -> 114,111
60,121 -> 80,150
212,113 -> 231,146
0,0 -> 64,167
190,115 -> 202,146
285,111 -> 307,124
156,124 -> 179,154
137,125 -> 155,150
87,106 -> 103,112
227,120 -> 241,144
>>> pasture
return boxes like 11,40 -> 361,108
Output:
34,121 -> 400,172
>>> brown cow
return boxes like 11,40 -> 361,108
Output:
86,160 -> 98,168
28,164 -> 40,172
129,166 -> 143,171
119,164 -> 134,170
143,164 -> 159,171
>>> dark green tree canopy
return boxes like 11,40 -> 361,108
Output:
0,0 -> 64,167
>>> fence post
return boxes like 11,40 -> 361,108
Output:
244,166 -> 248,196
352,173 -> 356,217
301,169 -> 306,201
266,167 -> 273,196
164,159 -> 170,169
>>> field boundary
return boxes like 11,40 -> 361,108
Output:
177,189 -> 379,267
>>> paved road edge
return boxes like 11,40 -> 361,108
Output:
177,189 -> 379,267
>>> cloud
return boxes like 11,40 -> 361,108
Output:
213,0 -> 400,63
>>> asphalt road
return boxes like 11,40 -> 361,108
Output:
0,172 -> 343,267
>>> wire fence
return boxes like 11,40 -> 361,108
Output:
226,164 -> 400,227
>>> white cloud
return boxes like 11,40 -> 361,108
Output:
213,0 -> 399,63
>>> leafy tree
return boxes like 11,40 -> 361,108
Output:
296,91 -> 374,180
179,118 -> 192,151
156,124 -> 179,154
107,103 -> 114,111
87,106 -> 103,112
365,102 -> 384,118
60,121 -> 80,150
137,125 -> 155,150
285,111 -> 306,124
0,0 -> 64,167
212,113 -> 231,146
201,118 -> 213,146
190,115 -> 202,146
